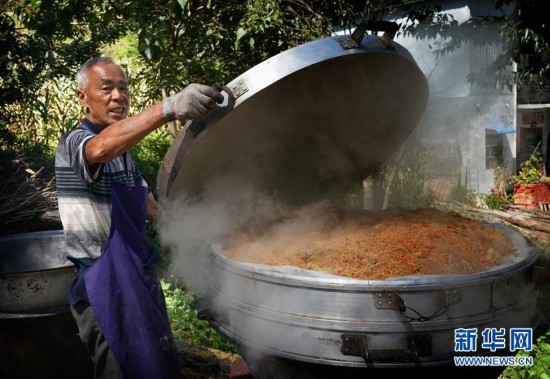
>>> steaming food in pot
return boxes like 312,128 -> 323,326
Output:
224,208 -> 517,280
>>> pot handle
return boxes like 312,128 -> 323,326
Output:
341,334 -> 432,364
398,289 -> 455,322
350,20 -> 399,48
374,290 -> 455,322
187,85 -> 237,137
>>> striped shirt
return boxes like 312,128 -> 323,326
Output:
55,118 -> 147,260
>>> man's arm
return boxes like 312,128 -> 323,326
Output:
86,103 -> 165,165
86,84 -> 223,165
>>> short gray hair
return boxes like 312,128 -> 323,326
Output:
76,57 -> 120,90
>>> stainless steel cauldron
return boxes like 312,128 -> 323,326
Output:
0,230 -> 73,315
0,231 -> 93,378
205,225 -> 538,367
157,31 -> 538,368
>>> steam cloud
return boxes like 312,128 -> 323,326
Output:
158,176 -> 285,289
158,175 -> 342,290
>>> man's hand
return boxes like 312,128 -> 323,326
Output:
146,192 -> 163,222
163,83 -> 224,122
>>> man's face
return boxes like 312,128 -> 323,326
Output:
77,63 -> 129,128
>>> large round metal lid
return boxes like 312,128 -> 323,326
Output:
157,34 -> 428,204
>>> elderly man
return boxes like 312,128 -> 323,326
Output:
55,57 -> 223,378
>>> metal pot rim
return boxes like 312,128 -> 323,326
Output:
0,230 -> 73,275
211,225 -> 538,290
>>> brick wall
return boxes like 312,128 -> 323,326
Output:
513,183 -> 550,209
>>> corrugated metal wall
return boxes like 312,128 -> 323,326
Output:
470,43 -> 510,95
468,0 -> 513,96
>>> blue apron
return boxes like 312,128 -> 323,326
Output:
84,178 -> 180,378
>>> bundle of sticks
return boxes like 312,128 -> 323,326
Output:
0,153 -> 58,235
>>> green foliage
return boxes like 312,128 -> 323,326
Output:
3,0 -> 549,113
112,0 -> 370,100
1,0 -> 376,156
501,328 -> 550,379
484,190 -> 513,210
1,76 -> 84,156
130,130 -> 171,189
0,0 -> 122,108
513,152 -> 543,184
146,224 -> 173,272
161,280 -> 235,352
484,162 -> 513,210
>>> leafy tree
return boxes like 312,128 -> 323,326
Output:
0,0 -> 122,108
1,0 -> 376,145
0,0 -> 124,149
1,1 -> 370,130
399,0 -> 550,92
3,0 -> 549,152
4,0 -> 549,108
108,0 -> 371,103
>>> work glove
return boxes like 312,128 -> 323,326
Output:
163,83 -> 224,122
